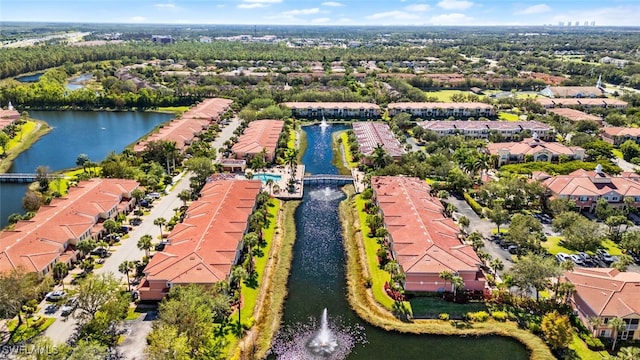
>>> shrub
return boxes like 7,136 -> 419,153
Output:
491,311 -> 508,322
463,193 -> 483,216
467,311 -> 490,322
439,313 -> 450,321
579,333 -> 605,351
528,322 -> 542,334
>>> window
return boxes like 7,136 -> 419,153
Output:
580,196 -> 589,201
599,329 -> 612,338
611,196 -> 619,201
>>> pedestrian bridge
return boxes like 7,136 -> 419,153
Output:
0,173 -> 39,183
303,174 -> 354,185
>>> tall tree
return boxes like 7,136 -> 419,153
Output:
0,269 -> 45,325
439,270 -> 454,293
137,234 -> 154,258
232,265 -> 249,332
508,253 -> 561,300
609,317 -> 626,351
75,273 -> 121,321
118,260 -> 134,292
541,311 -> 573,351
486,203 -> 509,234
154,217 -> 167,238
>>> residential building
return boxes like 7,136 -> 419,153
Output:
387,102 -> 496,118
600,57 -> 629,68
371,176 -> 486,293
137,179 -> 261,301
542,167 -> 640,212
134,98 -> 233,153
232,119 -> 284,162
352,122 -> 405,162
547,108 -> 603,126
417,120 -> 554,141
601,127 -> 640,146
540,86 -> 603,98
487,135 -> 585,166
281,102 -> 381,119
536,98 -> 627,110
0,179 -> 139,276
563,268 -> 640,341
0,102 -> 20,131
151,35 -> 174,44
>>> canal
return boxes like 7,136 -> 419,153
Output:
269,124 -> 530,359
0,110 -> 173,228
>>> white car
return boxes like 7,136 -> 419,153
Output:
569,254 -> 585,266
45,290 -> 66,301
556,253 -> 571,263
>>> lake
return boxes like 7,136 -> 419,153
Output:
0,110 -> 173,228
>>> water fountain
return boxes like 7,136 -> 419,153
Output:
320,110 -> 330,131
310,186 -> 344,201
308,308 -> 338,355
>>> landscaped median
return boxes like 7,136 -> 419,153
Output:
340,187 -> 555,360
0,119 -> 51,173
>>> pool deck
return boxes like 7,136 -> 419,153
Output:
241,165 -> 306,199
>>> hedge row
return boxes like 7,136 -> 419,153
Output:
464,192 -> 483,216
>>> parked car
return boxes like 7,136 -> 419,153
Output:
44,304 -> 58,314
596,249 -> 615,264
569,254 -> 585,266
90,247 -> 109,258
154,242 -> 168,251
45,290 -> 66,301
507,245 -> 519,254
147,192 -> 161,199
60,297 -> 78,316
130,217 -> 142,226
556,253 -> 571,263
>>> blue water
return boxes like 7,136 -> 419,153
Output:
16,73 -> 44,83
301,124 -> 347,175
254,173 -> 282,183
0,110 -> 173,228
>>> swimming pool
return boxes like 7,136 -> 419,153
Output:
255,173 -> 282,183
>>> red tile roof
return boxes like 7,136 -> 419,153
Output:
601,127 -> 640,137
134,98 -> 233,152
564,268 -> 640,318
388,102 -> 493,110
537,98 -> 627,108
0,179 -> 139,273
543,169 -> 640,198
486,138 -> 583,157
232,119 -> 284,160
352,122 -> 405,158
142,179 -> 261,286
548,108 -> 602,123
371,176 -> 481,276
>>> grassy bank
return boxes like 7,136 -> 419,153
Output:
0,119 -> 51,173
331,130 -> 351,175
230,200 -> 301,359
339,186 -> 555,360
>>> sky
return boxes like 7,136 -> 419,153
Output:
3,0 -> 640,27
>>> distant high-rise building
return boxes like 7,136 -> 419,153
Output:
583,21 -> 589,26
567,22 -> 572,27
575,21 -> 580,26
558,21 -> 564,27
591,21 -> 596,27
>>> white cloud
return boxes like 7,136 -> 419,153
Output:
437,0 -> 473,10
243,0 -> 282,3
365,10 -> 419,20
516,4 -> 551,15
430,13 -> 473,24
405,4 -> 431,12
154,3 -> 175,8
322,1 -> 344,7
238,3 -> 266,9
282,8 -> 321,16
311,17 -> 331,24
550,5 -> 640,27
128,16 -> 147,22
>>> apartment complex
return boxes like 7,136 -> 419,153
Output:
487,136 -> 585,167
138,179 -> 262,301
281,102 -> 381,119
537,98 -> 627,110
352,122 -> 405,162
601,127 -> 640,146
387,102 -> 496,118
134,98 -> 233,152
417,120 -> 554,141
547,108 -> 603,126
0,179 -> 139,276
371,176 -> 486,293
231,119 -> 284,162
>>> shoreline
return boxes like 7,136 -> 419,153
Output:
0,118 -> 51,173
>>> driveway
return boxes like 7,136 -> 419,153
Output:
117,309 -> 157,360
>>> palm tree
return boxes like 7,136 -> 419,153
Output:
97,239 -> 109,252
490,258 -> 504,276
131,188 -> 145,207
557,282 -> 575,305
439,270 -> 454,293
370,144 -> 389,169
119,260 -> 134,292
177,189 -> 192,207
154,217 -> 167,238
265,178 -> 275,195
588,316 -> 604,337
610,317 -> 626,351
77,239 -> 96,258
52,262 -> 68,289
613,346 -> 640,360
467,231 -> 484,251
283,148 -> 298,176
451,275 -> 465,298
76,153 -> 90,173
242,232 -> 259,274
103,219 -> 119,236
231,265 -> 249,331
137,234 -> 153,258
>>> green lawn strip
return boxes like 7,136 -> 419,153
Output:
287,126 -> 297,149
541,236 -> 574,255
612,149 -> 623,160
569,333 -> 609,360
125,307 -> 143,321
225,198 -> 281,358
498,112 -> 520,121
354,195 -> 396,310
409,296 -> 487,318
339,131 -> 358,168
601,239 -> 623,256
0,119 -> 51,173
155,106 -> 190,115
424,90 -> 471,101
6,317 -> 56,343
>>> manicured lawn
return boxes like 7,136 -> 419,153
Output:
569,333 -> 609,360
354,196 -> 396,310
612,149 -> 623,160
601,239 -> 623,256
409,296 -> 486,318
6,317 -> 55,343
424,90 -> 473,101
541,236 -> 574,255
6,121 -> 36,150
498,112 -> 520,121
339,132 -> 358,169
156,106 -> 190,114
287,127 -> 296,149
